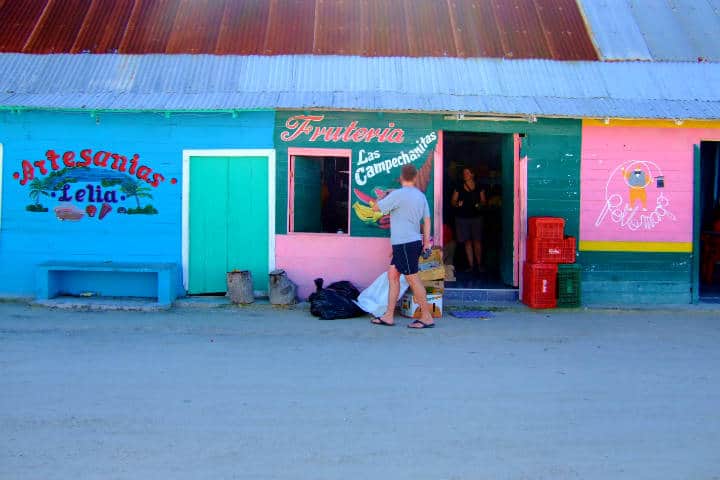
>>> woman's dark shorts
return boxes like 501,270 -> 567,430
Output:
456,216 -> 483,242
391,240 -> 423,275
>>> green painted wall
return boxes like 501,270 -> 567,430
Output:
432,116 -> 582,240
274,113 -> 584,239
275,112 -> 438,237
578,252 -> 692,305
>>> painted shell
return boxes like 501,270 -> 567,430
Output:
54,204 -> 84,221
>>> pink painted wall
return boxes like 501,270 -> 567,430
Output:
580,125 -> 720,244
275,234 -> 392,299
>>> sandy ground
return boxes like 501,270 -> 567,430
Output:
1,302 -> 719,480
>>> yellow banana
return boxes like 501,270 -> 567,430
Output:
353,202 -> 383,222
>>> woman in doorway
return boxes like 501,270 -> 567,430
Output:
452,167 -> 487,273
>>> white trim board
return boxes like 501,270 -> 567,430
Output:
181,149 -> 277,294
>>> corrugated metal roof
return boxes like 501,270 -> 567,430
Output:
578,0 -> 720,61
0,0 -> 598,60
1,54 -> 718,119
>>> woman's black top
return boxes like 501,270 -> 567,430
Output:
456,184 -> 482,219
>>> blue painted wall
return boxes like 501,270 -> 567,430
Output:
0,110 -> 274,298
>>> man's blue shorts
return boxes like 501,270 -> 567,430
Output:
391,240 -> 423,276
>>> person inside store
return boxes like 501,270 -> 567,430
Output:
451,167 -> 487,273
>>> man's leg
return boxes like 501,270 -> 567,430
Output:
374,265 -> 400,325
405,273 -> 434,327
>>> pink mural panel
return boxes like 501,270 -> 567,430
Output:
275,234 -> 392,299
580,125 -> 720,245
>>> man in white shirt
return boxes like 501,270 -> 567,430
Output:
371,164 -> 435,328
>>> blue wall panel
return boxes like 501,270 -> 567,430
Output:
0,110 -> 274,298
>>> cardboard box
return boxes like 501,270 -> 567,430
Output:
423,279 -> 445,294
444,264 -> 456,282
400,291 -> 443,319
418,247 -> 445,281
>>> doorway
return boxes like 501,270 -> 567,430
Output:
182,150 -> 276,296
442,131 -> 518,289
698,141 -> 720,301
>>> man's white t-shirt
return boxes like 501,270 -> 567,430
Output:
376,186 -> 431,245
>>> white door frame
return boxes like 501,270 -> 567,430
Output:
181,149 -> 276,293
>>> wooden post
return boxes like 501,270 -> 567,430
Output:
227,270 -> 254,304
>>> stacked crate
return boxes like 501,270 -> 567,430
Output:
523,217 -> 577,309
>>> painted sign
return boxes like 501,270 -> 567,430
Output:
594,160 -> 675,232
580,125 -> 694,252
12,148 -> 177,221
280,114 -> 405,144
278,113 -> 437,237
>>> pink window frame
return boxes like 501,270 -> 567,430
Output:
287,147 -> 353,236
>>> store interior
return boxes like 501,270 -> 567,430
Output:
442,131 -> 507,289
699,141 -> 720,301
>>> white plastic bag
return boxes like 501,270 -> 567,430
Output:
354,272 -> 410,318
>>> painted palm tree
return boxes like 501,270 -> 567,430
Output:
121,179 -> 153,209
28,178 -> 49,206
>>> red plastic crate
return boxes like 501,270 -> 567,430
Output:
522,262 -> 557,309
562,236 -> 576,264
527,237 -> 565,263
528,217 -> 565,240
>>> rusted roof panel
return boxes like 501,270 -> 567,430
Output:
215,0 -> 270,55
121,0 -> 181,54
451,0 -> 504,58
314,0 -> 362,56
72,0 -> 135,53
264,0 -> 316,55
534,0 -> 598,60
493,0 -> 551,59
24,0 -> 93,53
404,0 -> 457,57
166,0 -> 225,54
362,0 -> 411,57
0,0 -> 49,51
0,0 -> 599,60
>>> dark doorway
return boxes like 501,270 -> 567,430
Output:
443,131 -> 514,289
699,141 -> 720,300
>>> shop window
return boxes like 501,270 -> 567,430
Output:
289,151 -> 350,234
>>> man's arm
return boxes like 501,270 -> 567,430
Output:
373,191 -> 395,213
422,216 -> 431,251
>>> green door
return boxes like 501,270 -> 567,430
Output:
189,155 -> 269,294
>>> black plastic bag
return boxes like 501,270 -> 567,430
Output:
325,280 -> 360,300
309,278 -> 364,320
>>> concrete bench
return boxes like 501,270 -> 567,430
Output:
36,261 -> 178,306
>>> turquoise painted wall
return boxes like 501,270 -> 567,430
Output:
0,110 -> 274,298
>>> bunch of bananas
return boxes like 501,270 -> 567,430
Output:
353,202 -> 383,223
